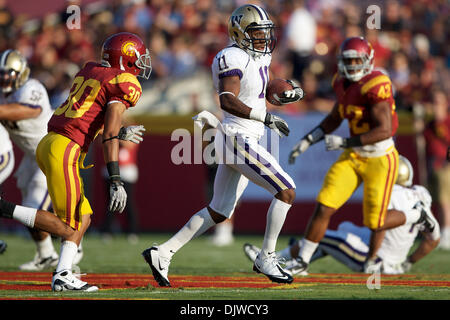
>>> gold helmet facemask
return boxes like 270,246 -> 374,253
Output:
396,155 -> 413,187
228,4 -> 276,58
0,50 -> 30,94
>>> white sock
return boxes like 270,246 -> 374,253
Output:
56,241 -> 78,272
12,205 -> 37,228
214,220 -> 233,237
299,238 -> 319,263
159,207 -> 216,257
36,235 -> 55,258
261,198 -> 291,257
405,208 -> 421,225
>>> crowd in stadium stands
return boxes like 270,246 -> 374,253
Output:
0,0 -> 447,115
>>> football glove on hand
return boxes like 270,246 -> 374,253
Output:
118,125 -> 146,144
108,180 -> 127,213
264,113 -> 290,137
289,139 -> 311,164
276,80 -> 304,105
324,134 -> 346,151
400,258 -> 413,273
363,256 -> 382,274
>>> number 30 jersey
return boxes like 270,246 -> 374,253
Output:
48,62 -> 142,151
211,45 -> 271,140
332,69 -> 399,157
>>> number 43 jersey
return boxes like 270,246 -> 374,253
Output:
48,62 -> 142,151
332,69 -> 399,157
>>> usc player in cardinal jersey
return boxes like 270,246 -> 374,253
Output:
0,32 -> 151,291
287,37 -> 400,274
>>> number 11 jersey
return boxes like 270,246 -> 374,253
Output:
211,45 -> 271,140
48,62 -> 142,151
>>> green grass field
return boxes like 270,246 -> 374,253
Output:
0,232 -> 449,302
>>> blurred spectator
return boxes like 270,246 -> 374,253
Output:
284,0 -> 317,83
423,89 -> 450,250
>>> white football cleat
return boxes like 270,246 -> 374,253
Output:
243,243 -> 260,262
51,270 -> 98,292
285,257 -> 309,276
142,246 -> 171,287
19,252 -> 59,271
253,252 -> 293,284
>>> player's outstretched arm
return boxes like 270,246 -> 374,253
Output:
325,101 -> 392,151
289,103 -> 342,163
401,233 -> 440,272
103,102 -> 128,213
0,103 -> 41,121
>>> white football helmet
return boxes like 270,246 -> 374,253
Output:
0,49 -> 30,94
396,155 -> 413,187
228,4 -> 276,58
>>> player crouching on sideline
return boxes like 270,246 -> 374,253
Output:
244,156 -> 440,274
0,32 -> 149,292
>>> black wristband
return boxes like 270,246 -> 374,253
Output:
305,125 -> 325,144
0,198 -> 16,219
106,161 -> 121,182
102,136 -> 119,143
345,136 -> 363,148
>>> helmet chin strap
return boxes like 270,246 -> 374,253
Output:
119,56 -> 125,71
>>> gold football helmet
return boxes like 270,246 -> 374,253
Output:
228,4 -> 276,57
0,49 -> 30,94
396,155 -> 413,187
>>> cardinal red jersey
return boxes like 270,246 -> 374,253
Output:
48,62 -> 142,151
332,69 -> 398,138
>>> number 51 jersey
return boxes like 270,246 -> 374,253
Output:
48,62 -> 142,152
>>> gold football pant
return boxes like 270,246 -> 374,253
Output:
36,132 -> 93,231
317,148 -> 399,229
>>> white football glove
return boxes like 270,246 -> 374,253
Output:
118,125 -> 146,144
289,139 -> 311,164
363,256 -> 382,274
275,80 -> 305,105
264,113 -> 290,137
400,259 -> 413,273
108,180 -> 127,213
324,134 -> 346,151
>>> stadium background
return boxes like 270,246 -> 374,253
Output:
0,0 -> 448,234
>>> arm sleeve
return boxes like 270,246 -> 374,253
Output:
362,75 -> 394,105
213,48 -> 248,80
107,73 -> 143,109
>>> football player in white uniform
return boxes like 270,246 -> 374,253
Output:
0,123 -> 14,254
142,4 -> 304,286
0,50 -> 83,269
244,156 -> 440,274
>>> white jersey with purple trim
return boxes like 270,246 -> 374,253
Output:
0,78 -> 52,157
211,45 -> 272,140
0,123 -> 12,155
378,184 -> 440,266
